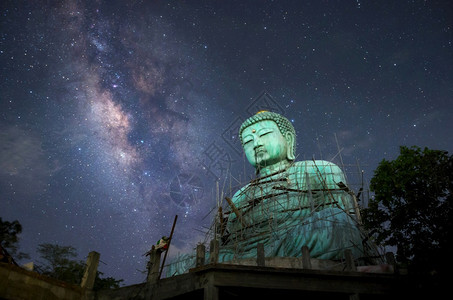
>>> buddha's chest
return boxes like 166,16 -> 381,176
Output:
234,175 -> 306,220
231,167 -> 333,223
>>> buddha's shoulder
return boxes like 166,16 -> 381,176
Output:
231,183 -> 251,201
291,160 -> 343,173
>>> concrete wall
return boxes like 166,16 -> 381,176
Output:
225,256 -> 394,273
0,262 -> 91,300
226,256 -> 343,270
96,283 -> 147,300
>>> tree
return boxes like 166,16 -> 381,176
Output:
36,243 -> 123,290
362,146 -> 452,276
0,217 -> 29,261
36,243 -> 81,281
36,244 -> 77,280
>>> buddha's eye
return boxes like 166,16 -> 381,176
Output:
243,138 -> 253,145
259,129 -> 273,137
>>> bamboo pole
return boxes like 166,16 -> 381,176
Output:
158,215 -> 178,279
225,197 -> 246,227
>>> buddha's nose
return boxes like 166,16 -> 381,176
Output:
253,137 -> 263,148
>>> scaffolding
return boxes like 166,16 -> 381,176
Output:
164,158 -> 383,277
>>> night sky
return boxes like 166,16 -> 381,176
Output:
1,0 -> 452,285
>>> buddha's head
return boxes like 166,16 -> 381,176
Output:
239,111 -> 296,170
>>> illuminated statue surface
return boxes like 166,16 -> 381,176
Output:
168,111 -> 367,275
218,111 -> 364,261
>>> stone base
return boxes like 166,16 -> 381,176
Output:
223,256 -> 394,274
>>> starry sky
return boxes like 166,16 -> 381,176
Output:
1,0 -> 452,285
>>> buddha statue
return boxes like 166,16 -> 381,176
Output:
218,111 -> 366,261
167,111 -> 371,276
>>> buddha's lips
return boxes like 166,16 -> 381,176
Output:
255,148 -> 266,155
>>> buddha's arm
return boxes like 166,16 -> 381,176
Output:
310,160 -> 347,189
305,161 -> 354,212
223,187 -> 247,236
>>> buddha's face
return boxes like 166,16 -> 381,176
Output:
241,120 -> 289,168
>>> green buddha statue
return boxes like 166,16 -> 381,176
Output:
167,111 -> 370,276
218,111 -> 366,261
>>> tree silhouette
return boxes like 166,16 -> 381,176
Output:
363,146 -> 452,293
36,243 -> 123,290
0,217 -> 29,262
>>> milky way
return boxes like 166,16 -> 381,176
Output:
1,1 -> 452,284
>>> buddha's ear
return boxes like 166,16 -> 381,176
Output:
285,132 -> 296,160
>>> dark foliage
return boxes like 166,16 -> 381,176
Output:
0,217 -> 29,260
36,243 -> 123,290
362,146 -> 452,294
